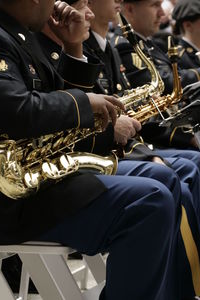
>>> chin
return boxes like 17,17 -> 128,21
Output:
83,33 -> 90,41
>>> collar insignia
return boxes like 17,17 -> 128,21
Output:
51,52 -> 59,60
29,64 -> 36,75
0,60 -> 8,71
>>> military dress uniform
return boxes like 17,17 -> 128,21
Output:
0,8 -> 190,300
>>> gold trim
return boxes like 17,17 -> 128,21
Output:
169,127 -> 177,145
180,205 -> 200,295
64,79 -> 94,89
124,142 -> 143,155
59,90 -> 80,128
189,69 -> 200,81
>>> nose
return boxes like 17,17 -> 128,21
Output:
85,6 -> 95,21
158,5 -> 165,18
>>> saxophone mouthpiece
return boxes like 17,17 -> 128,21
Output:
116,12 -> 137,46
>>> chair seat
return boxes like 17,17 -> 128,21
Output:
0,242 -> 106,300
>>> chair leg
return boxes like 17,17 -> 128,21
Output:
0,268 -> 16,300
18,263 -> 29,300
19,253 -> 84,300
83,254 -> 106,284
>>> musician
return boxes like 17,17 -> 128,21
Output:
110,0 -> 200,150
114,0 -> 200,94
0,1 -> 187,300
172,0 -> 200,70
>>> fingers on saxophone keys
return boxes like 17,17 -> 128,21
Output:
105,95 -> 125,111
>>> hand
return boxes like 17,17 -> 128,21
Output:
151,156 -> 166,165
87,93 -> 124,129
114,115 -> 141,145
48,1 -> 86,46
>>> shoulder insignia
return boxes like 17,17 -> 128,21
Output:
186,47 -> 194,54
131,53 -> 144,69
0,60 -> 8,71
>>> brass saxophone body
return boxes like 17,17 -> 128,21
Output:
0,119 -> 118,200
117,13 -> 182,123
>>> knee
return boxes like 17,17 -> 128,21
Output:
143,180 -> 177,229
150,164 -> 180,194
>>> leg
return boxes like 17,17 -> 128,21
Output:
38,175 -> 178,300
154,148 -> 200,170
117,159 -> 181,200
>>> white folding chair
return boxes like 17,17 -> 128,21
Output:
0,242 -> 106,300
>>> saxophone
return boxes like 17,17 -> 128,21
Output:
116,12 -> 164,113
0,118 -> 118,200
117,13 -> 183,123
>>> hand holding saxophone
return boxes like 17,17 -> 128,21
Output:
87,93 -> 124,129
114,115 -> 142,145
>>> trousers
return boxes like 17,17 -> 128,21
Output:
39,175 -> 179,300
39,155 -> 200,299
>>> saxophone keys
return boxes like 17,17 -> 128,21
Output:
24,171 -> 40,189
42,155 -> 79,179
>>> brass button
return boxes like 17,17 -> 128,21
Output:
99,72 -> 104,79
186,47 -> 193,53
116,84 -> 122,91
51,52 -> 60,60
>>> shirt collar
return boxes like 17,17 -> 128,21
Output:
92,31 -> 107,52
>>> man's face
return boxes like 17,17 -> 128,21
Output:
183,18 -> 200,39
72,0 -> 94,40
32,0 -> 55,31
124,0 -> 165,37
88,0 -> 123,24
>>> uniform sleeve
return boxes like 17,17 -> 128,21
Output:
140,122 -> 194,149
0,38 -> 94,139
57,51 -> 102,92
123,137 -> 162,161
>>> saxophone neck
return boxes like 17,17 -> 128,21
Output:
167,36 -> 183,103
117,12 -> 164,96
